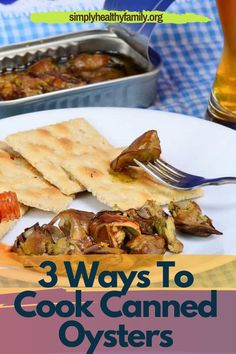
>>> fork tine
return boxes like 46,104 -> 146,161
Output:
147,162 -> 181,183
154,159 -> 185,178
153,160 -> 184,180
134,159 -> 179,187
157,158 -> 191,177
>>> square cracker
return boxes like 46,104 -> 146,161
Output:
0,204 -> 28,239
0,142 -> 72,213
6,118 -> 113,195
62,145 -> 203,210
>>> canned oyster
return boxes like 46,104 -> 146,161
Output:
0,30 -> 161,118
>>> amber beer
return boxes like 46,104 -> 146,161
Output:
208,0 -> 236,127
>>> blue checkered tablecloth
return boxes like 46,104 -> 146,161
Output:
0,0 -> 105,44
150,0 -> 223,118
0,0 -> 223,118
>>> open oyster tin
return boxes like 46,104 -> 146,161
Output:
0,29 -> 161,118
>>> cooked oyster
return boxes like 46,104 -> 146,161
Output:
125,207 -> 156,235
70,53 -> 111,72
13,199 -> 222,256
169,201 -> 222,237
126,234 -> 166,254
110,130 -> 161,172
139,200 -> 183,253
88,211 -> 141,248
28,57 -> 59,75
50,209 -> 95,234
49,209 -> 95,252
80,67 -> 125,84
0,53 -> 142,101
12,223 -> 55,255
12,209 -> 95,256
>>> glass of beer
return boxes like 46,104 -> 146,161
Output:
208,0 -> 236,128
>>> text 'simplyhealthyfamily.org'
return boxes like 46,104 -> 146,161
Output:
30,10 -> 211,24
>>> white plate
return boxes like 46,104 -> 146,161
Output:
0,107 -> 236,255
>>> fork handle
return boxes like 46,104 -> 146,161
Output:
201,177 -> 236,187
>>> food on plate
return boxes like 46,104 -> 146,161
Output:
0,191 -> 20,223
1,118 -> 221,249
12,209 -> 95,256
58,144 -> 203,210
135,200 -> 183,253
6,118 -> 112,195
88,211 -> 141,248
49,209 -> 95,252
50,209 -> 95,234
0,53 -> 143,101
0,203 -> 28,239
13,201 -> 213,256
12,200 -> 221,257
169,201 -> 222,236
126,235 -> 166,254
110,130 -> 161,172
0,141 -> 72,212
6,120 -> 202,209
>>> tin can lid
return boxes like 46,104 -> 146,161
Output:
103,0 -> 175,64
104,0 -> 175,39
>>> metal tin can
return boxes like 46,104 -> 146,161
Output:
0,29 -> 161,118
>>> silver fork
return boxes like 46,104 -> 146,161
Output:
134,158 -> 236,190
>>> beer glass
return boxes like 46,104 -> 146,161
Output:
208,0 -> 236,128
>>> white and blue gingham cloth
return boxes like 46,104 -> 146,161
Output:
0,0 -> 223,118
0,0 -> 105,44
150,0 -> 223,118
